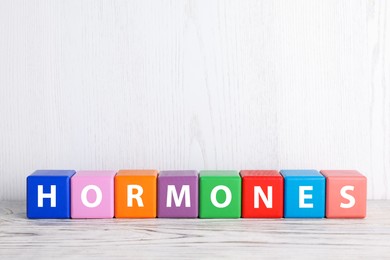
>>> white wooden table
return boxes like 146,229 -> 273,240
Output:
1,201 -> 389,259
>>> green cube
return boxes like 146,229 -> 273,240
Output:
199,170 -> 241,218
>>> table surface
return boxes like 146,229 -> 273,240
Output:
1,200 -> 390,259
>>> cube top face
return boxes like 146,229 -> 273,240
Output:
159,170 -> 198,177
280,169 -> 323,178
158,171 -> 198,218
71,171 -> 115,219
320,170 -> 367,218
240,170 -> 281,178
72,170 -> 117,178
115,170 -> 157,218
282,170 -> 325,218
29,170 -> 76,177
320,170 -> 366,179
27,170 -> 75,219
117,169 -> 158,177
200,170 -> 239,178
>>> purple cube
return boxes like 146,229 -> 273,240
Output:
157,170 -> 198,218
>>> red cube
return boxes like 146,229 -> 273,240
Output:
240,170 -> 284,218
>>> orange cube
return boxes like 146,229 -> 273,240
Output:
320,170 -> 367,218
114,170 -> 158,218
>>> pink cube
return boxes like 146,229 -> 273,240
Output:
320,170 -> 367,218
71,170 -> 116,218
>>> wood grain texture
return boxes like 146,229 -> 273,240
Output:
0,1 -> 389,200
0,200 -> 389,259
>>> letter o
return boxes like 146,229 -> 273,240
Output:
81,185 -> 103,208
210,185 -> 232,208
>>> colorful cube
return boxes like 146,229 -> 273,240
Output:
157,170 -> 198,218
114,169 -> 158,218
320,170 -> 367,218
199,170 -> 241,218
240,170 -> 283,218
71,170 -> 116,219
26,170 -> 75,219
281,170 -> 325,218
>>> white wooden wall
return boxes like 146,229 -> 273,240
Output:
0,0 -> 389,200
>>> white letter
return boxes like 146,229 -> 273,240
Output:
37,185 -> 56,207
81,185 -> 102,208
210,185 -> 232,208
254,186 -> 273,208
299,186 -> 313,208
167,185 -> 190,208
340,185 -> 355,208
127,185 -> 144,207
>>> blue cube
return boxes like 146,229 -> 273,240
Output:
280,170 -> 325,218
27,170 -> 75,219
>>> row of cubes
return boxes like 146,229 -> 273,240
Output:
26,169 -> 367,219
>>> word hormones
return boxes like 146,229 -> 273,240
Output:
26,169 -> 367,219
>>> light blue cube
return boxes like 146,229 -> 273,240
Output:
280,170 -> 325,218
